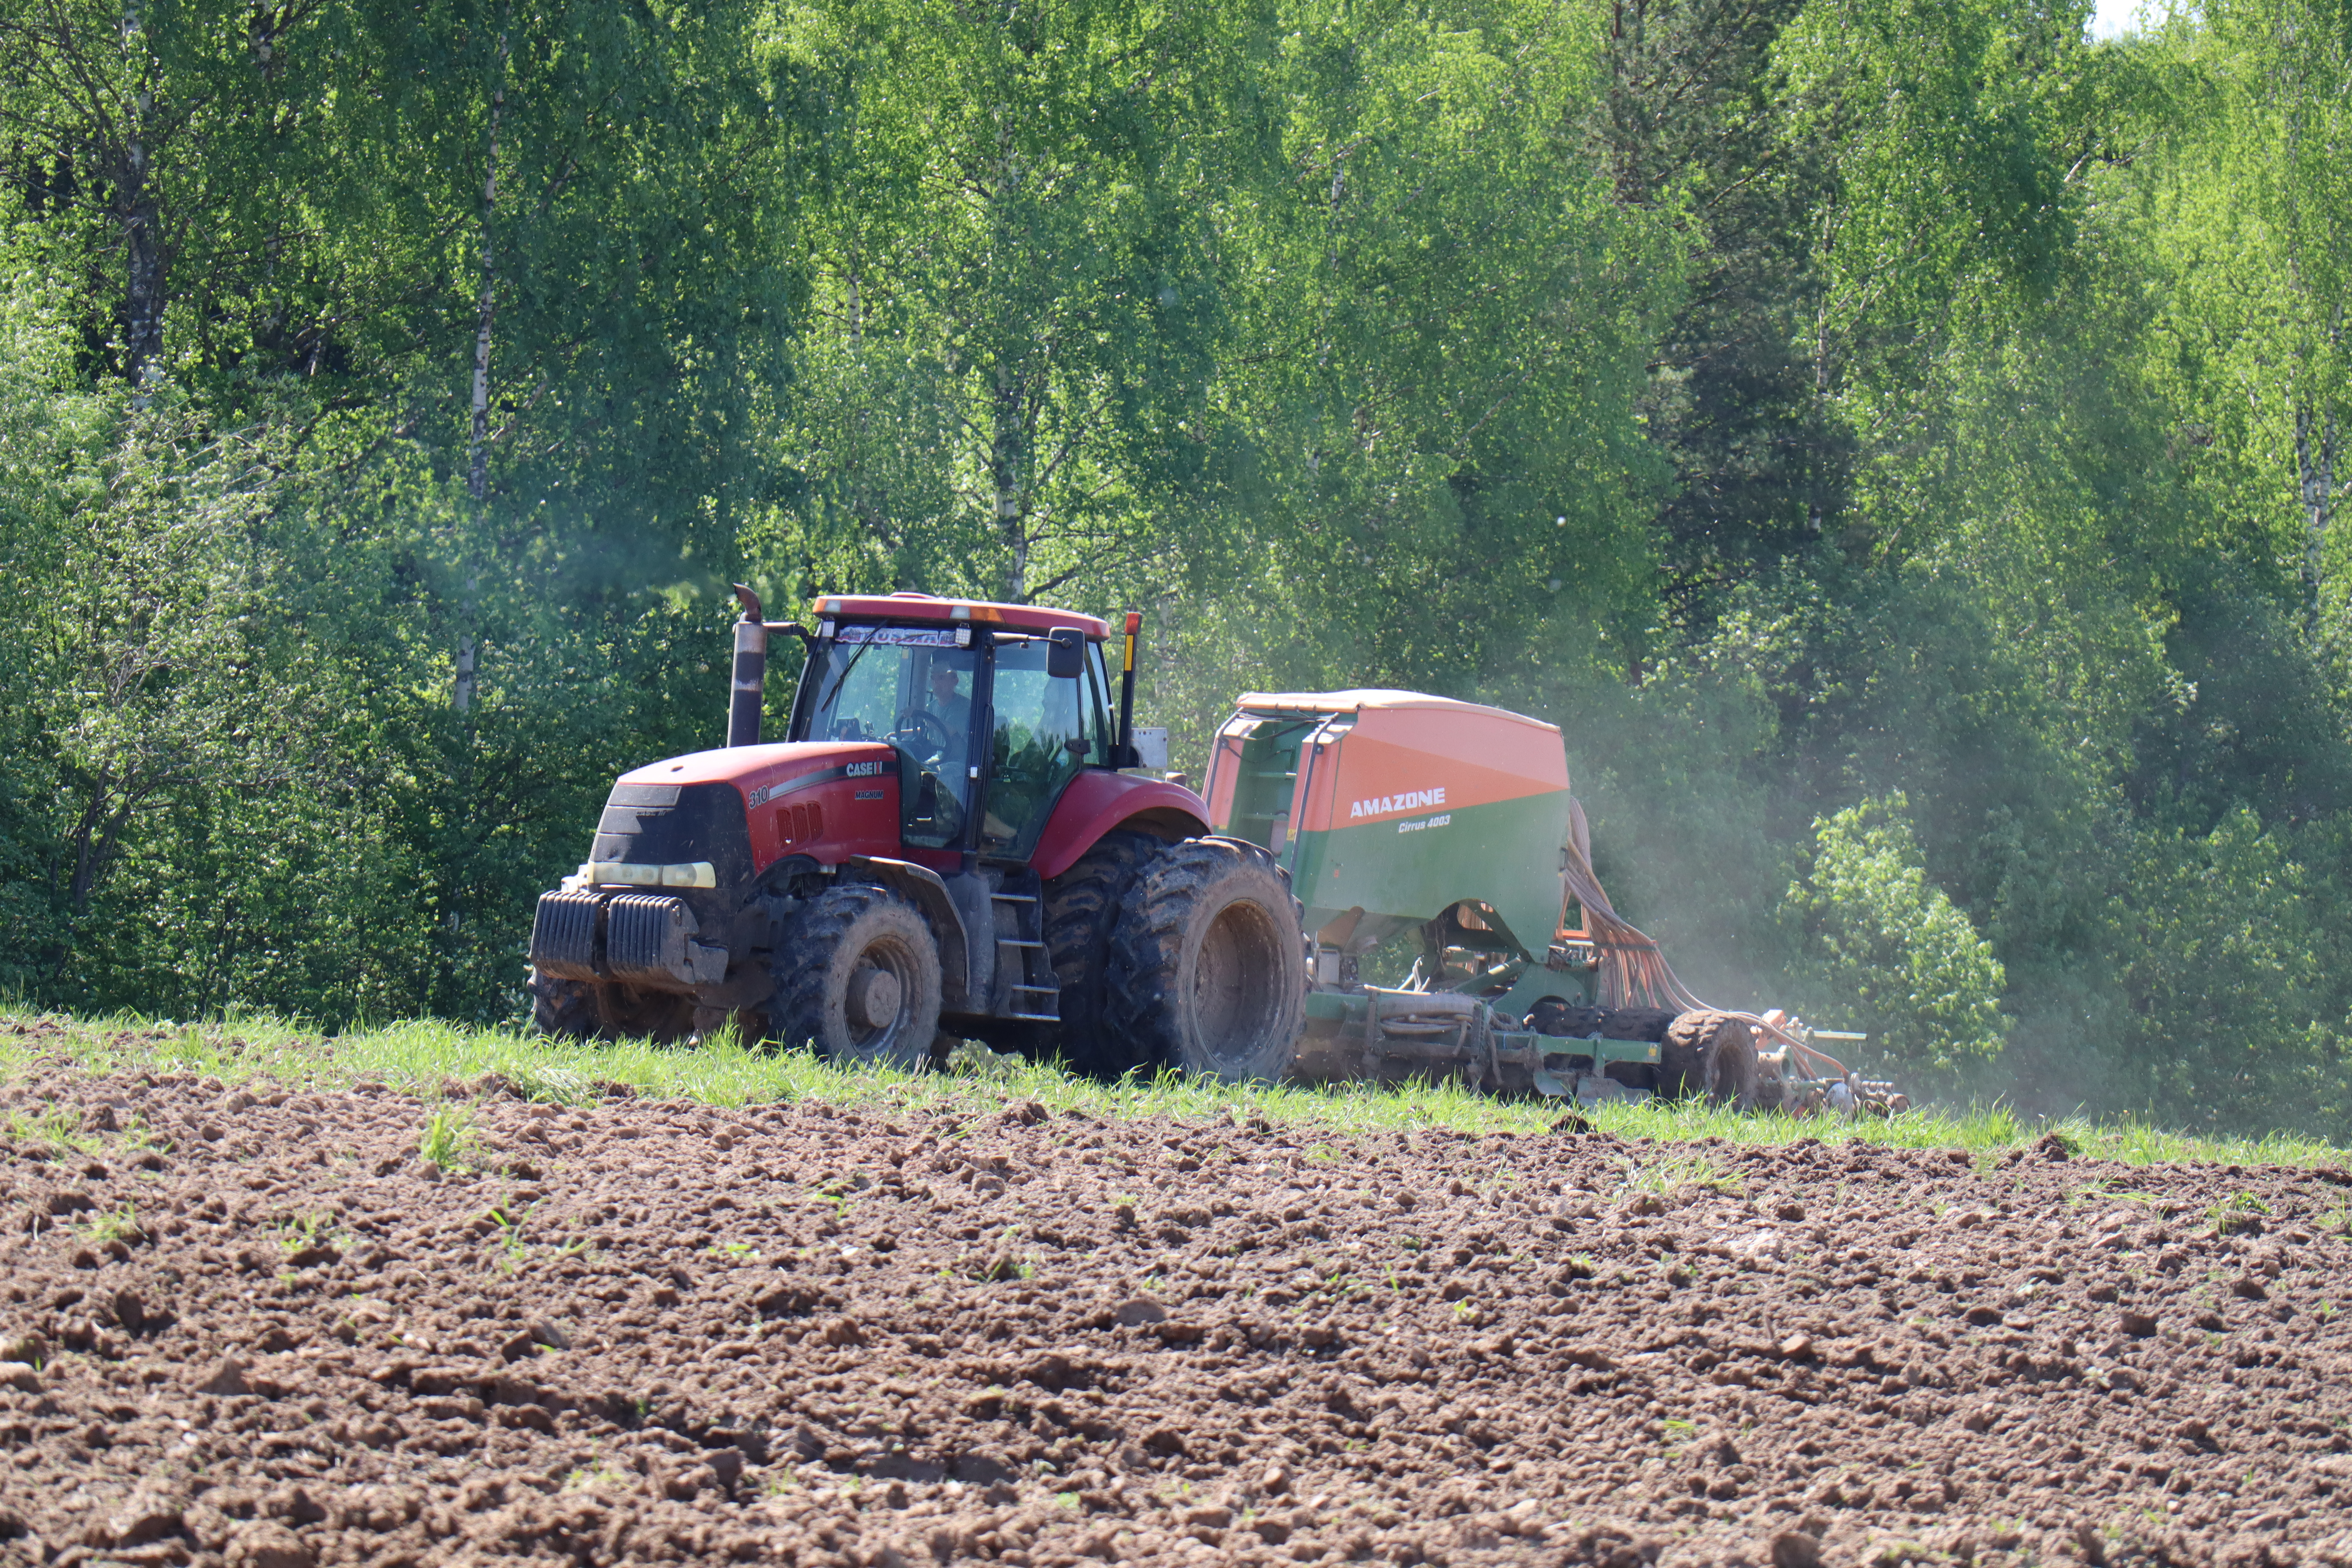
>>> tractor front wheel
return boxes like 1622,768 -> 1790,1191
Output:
595,984 -> 695,1044
528,969 -> 600,1040
530,969 -> 692,1043
1106,838 -> 1304,1083
770,884 -> 944,1069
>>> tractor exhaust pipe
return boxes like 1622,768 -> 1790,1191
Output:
728,583 -> 767,748
1116,609 -> 1140,768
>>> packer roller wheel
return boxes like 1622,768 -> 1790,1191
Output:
1664,1009 -> 1762,1109
1592,1007 -> 1676,1093
1527,998 -> 1606,1040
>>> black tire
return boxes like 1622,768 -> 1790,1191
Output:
1527,998 -> 1607,1040
1709,1025 -> 1762,1111
1041,828 -> 1165,1078
530,967 -> 691,1044
528,969 -> 600,1040
1593,1006 -> 1676,1093
1597,1006 -> 1678,1040
769,883 -> 944,1069
1663,1009 -> 1760,1108
1105,838 -> 1305,1082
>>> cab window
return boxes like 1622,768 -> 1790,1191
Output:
795,630 -> 976,848
1084,644 -> 1114,764
980,635 -> 1095,855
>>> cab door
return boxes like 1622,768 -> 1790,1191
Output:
976,634 -> 1102,857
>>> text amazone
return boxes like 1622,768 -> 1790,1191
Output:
1351,787 -> 1446,820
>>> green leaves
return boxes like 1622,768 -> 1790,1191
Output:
1775,0 -> 2092,345
2107,809 -> 2350,1132
1786,795 -> 2009,1080
763,0 -> 1273,607
2109,0 -> 2352,623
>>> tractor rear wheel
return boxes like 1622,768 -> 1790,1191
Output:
1106,838 -> 1305,1082
770,884 -> 944,1069
1664,1009 -> 1761,1109
1040,828 -> 1165,1078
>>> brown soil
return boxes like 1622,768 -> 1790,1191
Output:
4,1057 -> 2351,1568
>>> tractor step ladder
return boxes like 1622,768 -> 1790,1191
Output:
991,887 -> 1062,1023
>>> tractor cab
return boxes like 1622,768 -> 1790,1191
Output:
787,598 -> 1123,860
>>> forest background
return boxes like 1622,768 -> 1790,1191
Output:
2,0 -> 2348,1136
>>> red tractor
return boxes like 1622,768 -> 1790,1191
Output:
527,590 -> 1305,1078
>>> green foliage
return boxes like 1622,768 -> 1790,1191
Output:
1774,0 -> 2095,335
0,0 -> 811,1025
762,0 -> 1274,606
1785,796 -> 2009,1081
2109,810 -> 2350,1132
2129,0 -> 2352,621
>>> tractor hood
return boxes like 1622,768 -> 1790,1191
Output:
595,740 -> 901,885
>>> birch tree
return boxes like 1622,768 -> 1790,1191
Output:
1176,0 -> 1680,701
0,0 -> 327,392
771,0 -> 1274,605
2133,0 -> 2352,625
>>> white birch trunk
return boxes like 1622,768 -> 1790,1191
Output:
2296,398 -> 2337,618
456,22 -> 510,714
993,367 -> 1029,602
120,4 -> 162,399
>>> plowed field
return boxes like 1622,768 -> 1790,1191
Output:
5,1057 -> 2352,1568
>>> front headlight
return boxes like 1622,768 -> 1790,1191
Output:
583,860 -> 716,889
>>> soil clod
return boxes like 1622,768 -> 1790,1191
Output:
195,1354 -> 252,1395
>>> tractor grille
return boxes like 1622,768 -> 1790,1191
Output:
588,780 -> 753,891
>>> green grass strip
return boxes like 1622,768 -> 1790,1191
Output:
4,1004 -> 2346,1168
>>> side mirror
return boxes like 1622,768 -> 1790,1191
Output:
1046,627 -> 1085,679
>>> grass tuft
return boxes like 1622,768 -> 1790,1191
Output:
417,1104 -> 477,1170
5,1103 -> 106,1157
1619,1149 -> 1744,1198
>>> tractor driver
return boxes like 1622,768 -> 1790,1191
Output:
891,655 -> 974,848
920,659 -> 974,785
926,662 -> 971,734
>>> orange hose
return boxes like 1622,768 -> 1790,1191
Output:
1559,838 -> 1857,1083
